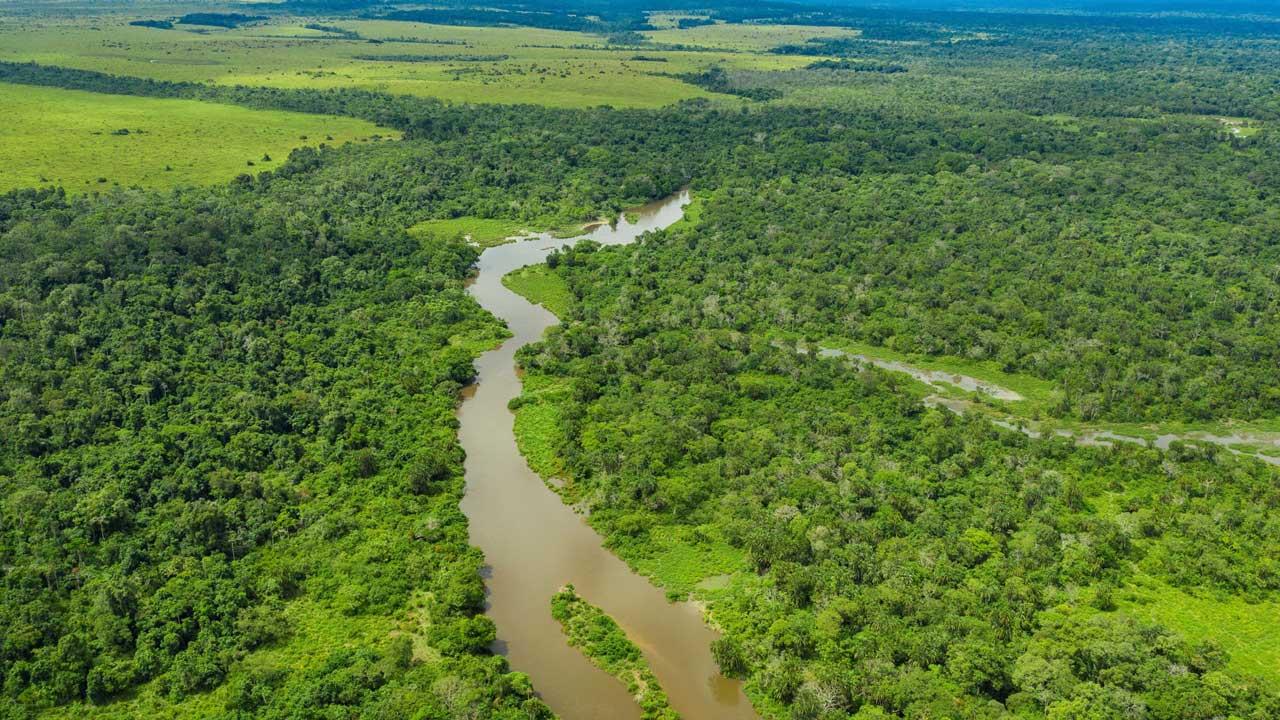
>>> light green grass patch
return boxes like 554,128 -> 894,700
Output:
666,190 -> 706,230
1214,116 -> 1262,138
511,373 -> 573,482
0,16 -> 808,109
410,216 -> 535,247
645,23 -> 859,52
0,82 -> 394,192
1119,576 -> 1280,689
629,525 -> 748,598
503,265 -> 574,317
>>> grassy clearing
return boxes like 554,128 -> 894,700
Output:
0,81 -> 393,192
1217,116 -> 1263,138
510,373 -> 572,482
1118,575 -> 1280,689
550,586 -> 680,720
502,265 -> 575,317
644,22 -> 858,51
0,16 -> 813,108
409,216 -> 534,247
627,525 -> 748,599
410,216 -> 587,247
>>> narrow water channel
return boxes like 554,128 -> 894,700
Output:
457,190 -> 759,720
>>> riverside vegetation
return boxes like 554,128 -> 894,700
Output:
550,586 -> 679,720
2,1 -> 1280,719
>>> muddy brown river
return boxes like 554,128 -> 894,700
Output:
457,190 -> 759,720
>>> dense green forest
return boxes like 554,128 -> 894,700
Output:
517,198 -> 1280,719
0,176 -> 533,716
3,0 -> 1280,717
0,102 -> 716,716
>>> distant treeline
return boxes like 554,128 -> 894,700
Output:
705,1 -> 1280,40
247,0 -> 1280,41
383,37 -> 468,46
176,12 -> 266,28
354,54 -> 510,63
303,23 -> 361,39
676,17 -> 715,29
128,19 -> 173,30
774,37 -> 941,57
676,66 -> 780,101
804,59 -> 908,73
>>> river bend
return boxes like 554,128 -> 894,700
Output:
456,190 -> 759,720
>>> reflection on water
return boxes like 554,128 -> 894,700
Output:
457,190 -> 759,720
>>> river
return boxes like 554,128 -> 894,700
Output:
456,189 -> 760,720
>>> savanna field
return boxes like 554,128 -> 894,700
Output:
1,1 -> 1279,719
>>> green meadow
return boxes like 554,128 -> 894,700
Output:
0,81 -> 394,192
0,16 -> 816,109
409,216 -> 535,247
502,265 -> 575,317
510,373 -> 572,483
820,335 -> 1061,412
643,21 -> 858,51
1119,575 -> 1280,689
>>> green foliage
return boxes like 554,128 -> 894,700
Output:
511,375 -> 572,483
503,265 -> 576,318
410,216 -> 535,248
7,5 -> 1280,719
0,90 -> 739,714
518,185 -> 1280,717
0,164 -> 541,712
550,586 -> 680,720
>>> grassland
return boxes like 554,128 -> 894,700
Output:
1218,116 -> 1263,137
0,81 -> 393,192
502,264 -> 575,316
410,216 -> 534,247
411,216 -> 589,247
1118,575 -> 1280,689
0,15 -> 819,109
627,526 -> 748,600
510,372 -> 572,483
820,335 -> 1061,412
644,21 -> 858,51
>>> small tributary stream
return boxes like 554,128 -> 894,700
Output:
456,190 -> 759,720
